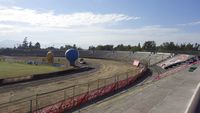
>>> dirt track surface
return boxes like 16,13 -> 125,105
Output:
0,58 -> 137,104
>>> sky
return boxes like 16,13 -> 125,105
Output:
0,0 -> 200,48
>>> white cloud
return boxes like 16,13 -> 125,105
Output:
0,6 -> 139,28
178,21 -> 200,26
0,6 -> 199,49
0,24 -> 199,49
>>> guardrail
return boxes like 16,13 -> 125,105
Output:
0,67 -> 146,113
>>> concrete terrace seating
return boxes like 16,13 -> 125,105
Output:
149,53 -> 171,65
79,50 -> 132,62
132,52 -> 151,61
157,54 -> 195,69
79,50 -> 171,66
114,51 -> 133,62
131,52 -> 171,65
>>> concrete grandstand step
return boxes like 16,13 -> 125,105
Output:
150,65 -> 167,74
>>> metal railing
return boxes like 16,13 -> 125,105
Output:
0,68 -> 145,113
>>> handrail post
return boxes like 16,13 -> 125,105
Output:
30,99 -> 32,113
127,72 -> 129,85
87,83 -> 89,93
72,86 -> 75,107
64,89 -> 66,100
97,79 -> 100,89
36,94 -> 38,113
116,75 -> 119,91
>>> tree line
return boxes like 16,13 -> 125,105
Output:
89,41 -> 200,52
3,37 -> 200,52
16,37 -> 41,49
14,37 -> 82,50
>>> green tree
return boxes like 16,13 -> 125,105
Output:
22,37 -> 28,49
29,41 -> 33,49
34,42 -> 41,49
73,44 -> 77,49
142,41 -> 156,52
185,43 -> 193,50
64,45 -> 73,49
89,46 -> 95,50
137,43 -> 141,50
159,42 -> 177,51
96,45 -> 113,50
60,46 -> 64,50
114,44 -> 125,51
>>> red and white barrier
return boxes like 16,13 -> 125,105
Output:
33,70 -> 145,113
133,60 -> 140,67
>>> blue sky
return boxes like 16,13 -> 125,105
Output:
0,0 -> 200,48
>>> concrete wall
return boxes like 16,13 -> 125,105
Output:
0,49 -> 171,65
79,50 -> 171,65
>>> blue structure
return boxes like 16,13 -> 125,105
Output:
65,48 -> 79,66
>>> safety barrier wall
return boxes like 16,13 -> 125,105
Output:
33,68 -> 145,113
0,68 -> 146,113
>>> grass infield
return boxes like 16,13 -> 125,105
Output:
0,61 -> 64,79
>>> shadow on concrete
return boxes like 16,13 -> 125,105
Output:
195,98 -> 200,113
